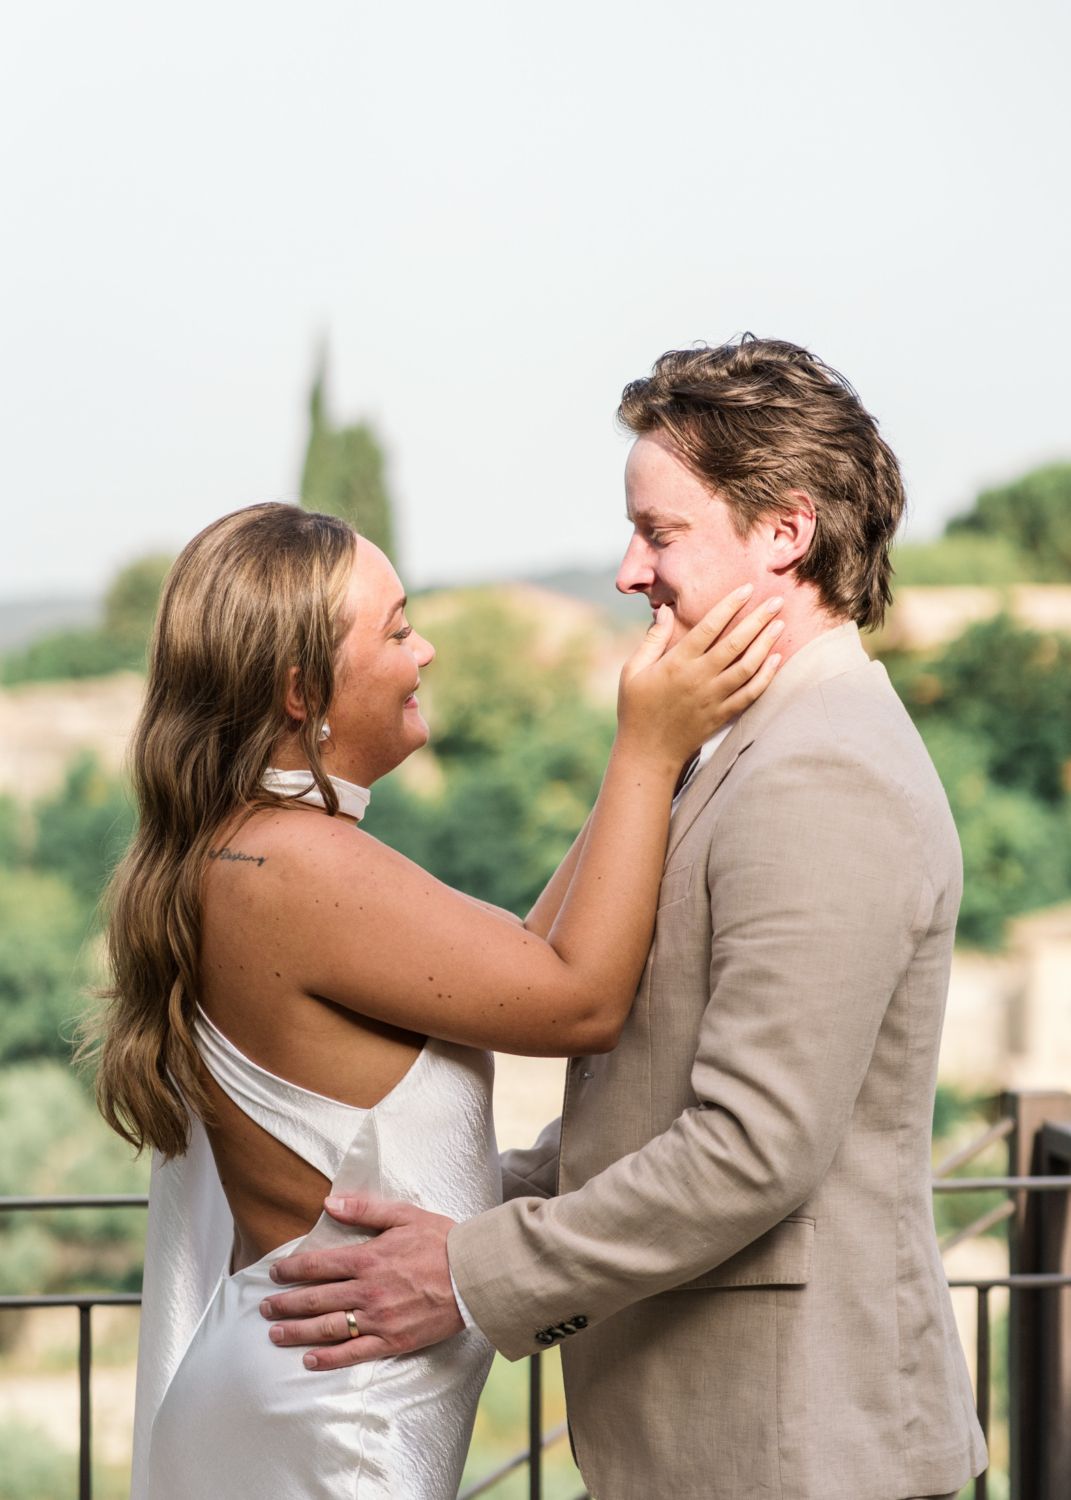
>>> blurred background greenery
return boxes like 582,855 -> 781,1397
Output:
2,397 -> 1070,1495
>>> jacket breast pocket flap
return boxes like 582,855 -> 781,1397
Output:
671,1215 -> 815,1291
658,863 -> 693,909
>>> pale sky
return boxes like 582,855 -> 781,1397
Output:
2,0 -> 1069,597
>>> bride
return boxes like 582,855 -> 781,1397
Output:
91,502 -> 782,1500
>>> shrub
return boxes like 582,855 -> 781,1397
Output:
0,871 -> 89,1065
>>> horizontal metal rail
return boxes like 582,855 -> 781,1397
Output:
0,1293 -> 142,1309
947,1273 -> 1071,1290
939,1198 -> 1015,1255
933,1117 -> 1015,1178
931,1176 -> 1071,1191
0,1194 -> 149,1211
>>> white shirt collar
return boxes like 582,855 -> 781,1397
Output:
670,717 -> 738,816
261,767 -> 371,822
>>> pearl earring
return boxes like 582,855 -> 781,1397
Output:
319,721 -> 331,742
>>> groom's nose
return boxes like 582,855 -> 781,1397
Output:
617,533 -> 657,598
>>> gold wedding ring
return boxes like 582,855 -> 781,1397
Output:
344,1310 -> 360,1339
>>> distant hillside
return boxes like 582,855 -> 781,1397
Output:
525,565 -> 650,622
0,595 -> 99,652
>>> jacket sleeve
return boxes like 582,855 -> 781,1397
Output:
500,1118 -> 561,1201
447,742 -> 941,1360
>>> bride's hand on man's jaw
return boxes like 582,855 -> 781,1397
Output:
615,584 -> 783,769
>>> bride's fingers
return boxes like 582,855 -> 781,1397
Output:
711,639 -> 783,718
672,584 -> 762,660
699,597 -> 784,675
708,616 -> 785,693
623,602 -> 675,678
261,1281 -> 365,1320
268,1310 -> 357,1346
304,1333 -> 393,1370
269,1309 -> 371,1348
674,592 -> 780,669
266,1309 -> 413,1369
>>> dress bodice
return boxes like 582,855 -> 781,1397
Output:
131,1010 -> 501,1499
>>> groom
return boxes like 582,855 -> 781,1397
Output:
262,338 -> 986,1499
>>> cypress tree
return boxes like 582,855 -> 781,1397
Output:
300,361 -> 397,565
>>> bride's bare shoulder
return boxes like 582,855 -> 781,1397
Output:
203,806 -> 400,898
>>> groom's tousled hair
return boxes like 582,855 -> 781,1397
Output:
618,336 -> 905,630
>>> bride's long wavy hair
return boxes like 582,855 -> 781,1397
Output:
90,503 -> 357,1159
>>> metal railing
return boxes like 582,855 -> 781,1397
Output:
456,1353 -> 583,1500
4,1092 -> 1071,1500
0,1193 -> 587,1500
0,1194 -> 148,1500
931,1092 -> 1071,1500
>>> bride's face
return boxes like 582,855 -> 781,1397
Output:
321,540 -> 435,787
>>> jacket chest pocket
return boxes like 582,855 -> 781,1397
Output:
658,862 -> 694,909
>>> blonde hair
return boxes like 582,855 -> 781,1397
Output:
91,503 -> 357,1158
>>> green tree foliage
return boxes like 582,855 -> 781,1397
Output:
886,461 -> 1071,587
0,871 -> 89,1065
918,722 -> 1071,947
0,1061 -> 147,1297
100,552 -> 174,646
1,553 -> 173,685
0,1421 -> 76,1500
362,590 -> 615,915
0,796 -> 28,865
301,370 -> 396,563
34,753 -> 136,907
0,768 -> 144,1320
890,534 -> 1033,586
947,462 -> 1071,581
889,614 -> 1071,803
0,756 -> 134,1064
886,614 -> 1071,945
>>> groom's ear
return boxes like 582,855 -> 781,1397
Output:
765,493 -> 817,575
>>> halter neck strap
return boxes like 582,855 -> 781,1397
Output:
261,767 -> 371,821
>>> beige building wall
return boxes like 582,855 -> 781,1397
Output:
939,905 -> 1071,1094
870,582 -> 1071,655
0,673 -> 143,802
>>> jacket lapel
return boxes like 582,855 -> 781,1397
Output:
664,621 -> 869,864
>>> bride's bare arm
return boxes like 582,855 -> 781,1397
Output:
209,590 -> 781,1056
522,815 -> 592,940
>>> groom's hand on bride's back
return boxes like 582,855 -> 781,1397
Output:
259,1195 -> 463,1370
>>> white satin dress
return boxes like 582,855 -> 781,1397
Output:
132,1013 -> 500,1499
129,773 -> 502,1499
129,774 -> 501,1500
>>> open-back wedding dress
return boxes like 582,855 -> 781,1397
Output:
130,775 -> 502,1499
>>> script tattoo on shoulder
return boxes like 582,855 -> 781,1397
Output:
208,847 -> 267,868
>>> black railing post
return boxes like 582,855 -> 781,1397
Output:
79,1302 -> 92,1500
1002,1089 -> 1071,1500
1038,1121 -> 1071,1498
528,1354 -> 542,1500
975,1286 -> 989,1500
1003,1089 -> 1071,1499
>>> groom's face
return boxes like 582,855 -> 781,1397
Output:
618,433 -> 765,648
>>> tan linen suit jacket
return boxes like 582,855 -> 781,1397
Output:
449,623 -> 987,1500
